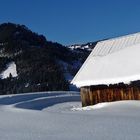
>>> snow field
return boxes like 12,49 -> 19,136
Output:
0,91 -> 139,140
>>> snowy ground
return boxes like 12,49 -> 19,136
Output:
0,91 -> 140,140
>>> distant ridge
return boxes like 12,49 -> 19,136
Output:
0,22 -> 93,94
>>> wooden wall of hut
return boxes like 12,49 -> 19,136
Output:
80,82 -> 140,107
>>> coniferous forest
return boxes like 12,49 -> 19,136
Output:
0,23 -> 97,94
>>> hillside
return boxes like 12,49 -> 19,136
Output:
0,23 -> 98,94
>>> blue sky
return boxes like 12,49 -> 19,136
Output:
0,0 -> 140,45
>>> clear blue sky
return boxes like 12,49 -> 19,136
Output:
1,0 -> 140,45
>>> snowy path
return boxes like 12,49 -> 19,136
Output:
0,91 -> 140,140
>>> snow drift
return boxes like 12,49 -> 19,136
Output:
0,91 -> 139,140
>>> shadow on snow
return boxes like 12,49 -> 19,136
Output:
0,91 -> 80,110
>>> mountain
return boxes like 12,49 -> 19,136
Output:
0,23 -> 99,95
68,41 -> 98,51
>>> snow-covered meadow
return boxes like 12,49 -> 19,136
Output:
0,91 -> 140,140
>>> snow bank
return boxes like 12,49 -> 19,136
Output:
72,102 -> 108,111
0,92 -> 140,140
0,62 -> 18,79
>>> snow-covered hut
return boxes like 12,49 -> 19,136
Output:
72,32 -> 140,107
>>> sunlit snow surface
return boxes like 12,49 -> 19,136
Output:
72,102 -> 108,111
72,32 -> 140,87
0,91 -> 140,140
0,62 -> 17,79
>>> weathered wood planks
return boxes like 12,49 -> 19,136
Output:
80,84 -> 140,107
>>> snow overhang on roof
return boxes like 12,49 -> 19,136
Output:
71,32 -> 140,87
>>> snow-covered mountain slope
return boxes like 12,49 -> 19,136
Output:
58,60 -> 82,90
0,62 -> 17,79
0,91 -> 140,140
68,41 -> 98,51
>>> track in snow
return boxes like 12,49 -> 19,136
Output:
0,91 -> 81,111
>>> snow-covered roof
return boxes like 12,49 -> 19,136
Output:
71,32 -> 140,87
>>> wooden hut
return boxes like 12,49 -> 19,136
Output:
71,32 -> 140,107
